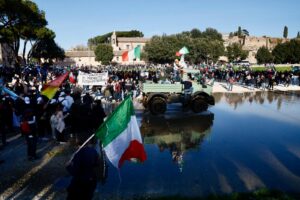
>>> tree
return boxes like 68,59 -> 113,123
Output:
144,30 -> 224,64
297,31 -> 300,38
283,26 -> 288,38
94,44 -> 113,65
237,26 -> 242,37
190,28 -> 202,38
88,30 -> 144,47
272,39 -> 300,64
28,28 -> 64,62
0,0 -> 47,65
242,29 -> 249,36
256,46 -> 273,64
29,39 -> 65,62
201,28 -> 223,41
226,43 -> 248,62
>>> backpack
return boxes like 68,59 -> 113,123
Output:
20,121 -> 31,134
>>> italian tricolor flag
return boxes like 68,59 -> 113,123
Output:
122,45 -> 141,61
95,96 -> 147,168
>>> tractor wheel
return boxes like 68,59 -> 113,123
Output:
149,97 -> 167,115
191,97 -> 208,113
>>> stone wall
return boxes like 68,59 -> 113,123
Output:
222,35 -> 289,63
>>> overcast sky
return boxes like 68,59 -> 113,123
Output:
33,0 -> 300,50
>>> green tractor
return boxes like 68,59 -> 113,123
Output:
141,69 -> 215,115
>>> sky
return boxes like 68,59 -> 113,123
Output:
33,0 -> 300,50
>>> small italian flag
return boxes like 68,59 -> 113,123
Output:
122,45 -> 141,61
95,96 -> 147,168
179,46 -> 189,55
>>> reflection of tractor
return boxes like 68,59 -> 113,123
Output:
141,113 -> 214,173
140,113 -> 214,150
142,69 -> 215,115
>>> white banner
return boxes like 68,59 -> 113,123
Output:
77,71 -> 109,86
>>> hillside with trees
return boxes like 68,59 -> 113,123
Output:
88,30 -> 144,47
143,28 -> 224,64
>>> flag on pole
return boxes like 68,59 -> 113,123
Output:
179,46 -> 189,55
95,96 -> 147,168
41,72 -> 69,99
0,86 -> 19,100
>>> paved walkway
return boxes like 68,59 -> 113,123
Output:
213,82 -> 300,93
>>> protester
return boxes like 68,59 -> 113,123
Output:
21,107 -> 38,161
66,138 -> 100,200
54,104 -> 68,143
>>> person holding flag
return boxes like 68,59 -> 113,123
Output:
66,95 -> 147,199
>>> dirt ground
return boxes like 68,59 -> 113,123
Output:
0,133 -> 77,200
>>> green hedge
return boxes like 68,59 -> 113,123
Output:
250,66 -> 292,72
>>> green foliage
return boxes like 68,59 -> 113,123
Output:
250,66 -> 292,72
201,28 -> 223,41
0,0 -> 47,64
229,27 -> 249,38
226,43 -> 248,62
237,26 -> 242,37
256,46 -> 273,64
144,28 -> 224,64
250,67 -> 266,72
283,26 -> 288,38
29,38 -> 65,61
190,28 -> 202,38
275,66 -> 292,72
272,39 -> 300,64
88,30 -> 144,47
94,44 -> 113,65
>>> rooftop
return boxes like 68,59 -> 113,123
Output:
117,37 -> 150,43
65,51 -> 95,57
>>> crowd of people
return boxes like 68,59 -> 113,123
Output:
1,63 -> 300,199
1,63 -> 300,159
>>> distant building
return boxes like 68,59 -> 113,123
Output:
63,31 -> 150,66
64,50 -> 98,66
110,31 -> 150,64
222,35 -> 289,64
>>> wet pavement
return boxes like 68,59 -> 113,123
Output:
1,91 -> 300,199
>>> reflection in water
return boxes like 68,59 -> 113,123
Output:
214,91 -> 300,110
140,113 -> 214,172
97,91 -> 300,199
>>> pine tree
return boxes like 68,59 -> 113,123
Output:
283,26 -> 288,38
237,26 -> 242,37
